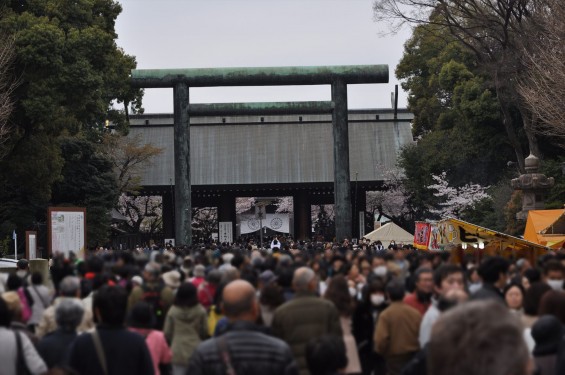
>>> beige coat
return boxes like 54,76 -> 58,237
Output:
35,297 -> 94,339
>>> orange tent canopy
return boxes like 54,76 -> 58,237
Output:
524,209 -> 565,249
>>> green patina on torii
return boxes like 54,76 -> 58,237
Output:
131,64 -> 389,245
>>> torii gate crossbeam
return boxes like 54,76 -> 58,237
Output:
131,64 -> 388,245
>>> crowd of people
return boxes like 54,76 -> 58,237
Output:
1,235 -> 565,375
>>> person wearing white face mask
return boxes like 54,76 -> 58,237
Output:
352,278 -> 388,375
542,260 -> 565,291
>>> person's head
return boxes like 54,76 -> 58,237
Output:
59,276 -> 81,298
259,282 -> 285,308
478,257 -> 510,287
93,285 -> 128,327
17,259 -> 29,271
414,267 -> 434,294
143,262 -> 161,282
538,290 -> 565,324
504,282 -> 525,311
128,301 -> 156,329
206,270 -> 222,286
365,278 -> 387,307
174,282 -> 199,308
222,280 -> 258,322
306,335 -> 348,375
6,273 -> 22,291
531,315 -> 564,356
31,272 -> 43,286
523,282 -> 552,316
193,264 -> 206,278
293,267 -> 317,293
428,300 -> 531,375
1,291 -> 22,322
433,264 -> 464,297
386,279 -> 406,302
55,298 -> 85,332
543,260 -> 565,291
324,275 -> 353,317
524,268 -> 541,286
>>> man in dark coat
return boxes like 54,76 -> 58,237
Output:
272,267 -> 343,375
471,257 -> 509,302
187,280 -> 299,375
37,298 -> 84,369
68,285 -> 154,375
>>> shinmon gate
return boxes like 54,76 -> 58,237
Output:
130,65 -> 413,244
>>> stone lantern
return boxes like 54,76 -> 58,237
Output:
511,154 -> 555,220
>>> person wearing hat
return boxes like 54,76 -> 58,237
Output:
128,301 -> 172,375
162,270 -> 182,294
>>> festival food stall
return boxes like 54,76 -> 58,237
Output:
414,218 -> 549,264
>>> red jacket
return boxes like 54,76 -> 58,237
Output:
403,292 -> 430,316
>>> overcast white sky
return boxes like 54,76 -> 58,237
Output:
115,0 -> 412,114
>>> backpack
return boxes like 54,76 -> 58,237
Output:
142,281 -> 166,329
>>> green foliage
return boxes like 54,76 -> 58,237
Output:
395,21 -> 518,226
51,137 -> 118,246
0,0 -> 141,243
541,157 -> 565,209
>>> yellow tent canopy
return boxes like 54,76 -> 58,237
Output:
524,209 -> 565,249
418,218 -> 549,263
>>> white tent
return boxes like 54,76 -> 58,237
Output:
364,222 -> 414,244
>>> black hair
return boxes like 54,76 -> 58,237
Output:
478,257 -> 510,284
306,335 -> 348,375
503,282 -> 525,300
523,282 -> 551,316
174,283 -> 198,308
386,279 -> 406,302
6,273 -> 22,291
0,298 -> 11,327
524,268 -> 541,284
543,260 -> 565,276
31,272 -> 43,285
433,264 -> 463,288
93,285 -> 128,326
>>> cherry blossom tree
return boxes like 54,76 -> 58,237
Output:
236,197 -> 255,214
192,207 -> 218,242
275,196 -> 294,213
118,194 -> 163,234
427,172 -> 490,218
366,167 -> 411,220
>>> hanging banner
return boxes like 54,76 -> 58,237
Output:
428,223 -> 441,251
414,222 -> 431,250
219,222 -> 233,243
239,214 -> 290,234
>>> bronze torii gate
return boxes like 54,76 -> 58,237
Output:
131,65 -> 388,245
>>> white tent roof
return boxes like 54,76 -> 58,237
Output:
364,222 -> 414,244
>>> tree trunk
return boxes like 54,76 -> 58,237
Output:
520,108 -> 541,158
494,71 -> 526,172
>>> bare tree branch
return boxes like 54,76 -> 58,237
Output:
0,33 -> 18,160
